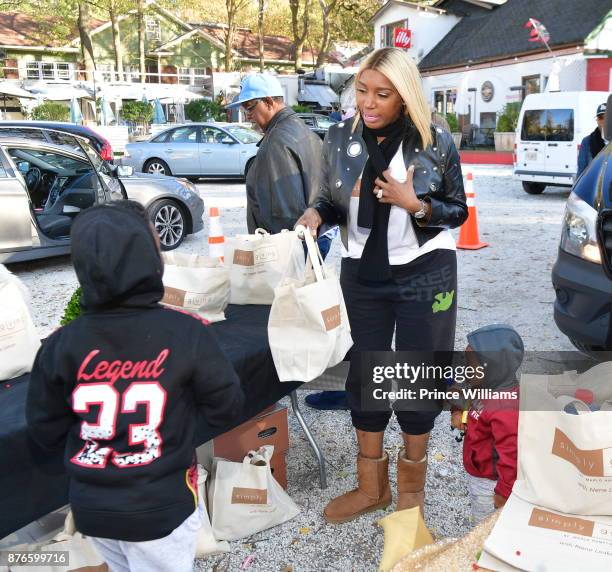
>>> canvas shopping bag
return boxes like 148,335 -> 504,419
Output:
194,464 -> 230,557
2,513 -> 105,572
268,226 -> 353,382
161,252 -> 229,323
0,264 -> 40,381
208,445 -> 300,541
481,493 -> 612,572
224,229 -> 303,305
514,362 -> 612,516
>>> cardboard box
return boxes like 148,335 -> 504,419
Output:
212,404 -> 289,489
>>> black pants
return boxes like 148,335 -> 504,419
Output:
341,249 -> 458,435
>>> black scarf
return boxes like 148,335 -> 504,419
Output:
358,114 -> 409,282
589,126 -> 605,159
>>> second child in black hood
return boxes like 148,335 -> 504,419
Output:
27,201 -> 245,571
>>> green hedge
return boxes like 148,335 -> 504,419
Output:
121,100 -> 154,123
60,287 -> 82,325
185,99 -> 226,122
30,102 -> 70,122
496,102 -> 521,132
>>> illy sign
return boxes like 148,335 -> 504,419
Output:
394,28 -> 411,49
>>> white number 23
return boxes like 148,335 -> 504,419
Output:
71,382 -> 167,469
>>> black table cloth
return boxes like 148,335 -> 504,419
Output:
0,305 -> 299,538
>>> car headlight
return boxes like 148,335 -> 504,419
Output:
559,192 -> 601,264
176,178 -> 199,197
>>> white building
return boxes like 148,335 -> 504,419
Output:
370,0 -> 611,130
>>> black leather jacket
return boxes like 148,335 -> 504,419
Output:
311,120 -> 468,249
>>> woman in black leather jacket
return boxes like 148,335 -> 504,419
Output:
296,48 -> 468,524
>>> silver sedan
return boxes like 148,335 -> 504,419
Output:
0,129 -> 203,263
123,123 -> 261,179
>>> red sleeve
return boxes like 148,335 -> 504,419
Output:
489,410 -> 519,498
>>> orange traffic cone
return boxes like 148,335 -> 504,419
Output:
208,207 -> 225,260
456,172 -> 488,250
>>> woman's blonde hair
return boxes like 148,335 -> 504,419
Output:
353,48 -> 433,149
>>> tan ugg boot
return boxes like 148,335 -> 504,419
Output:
396,450 -> 427,515
324,452 -> 392,524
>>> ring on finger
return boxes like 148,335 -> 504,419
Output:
376,188 -> 383,199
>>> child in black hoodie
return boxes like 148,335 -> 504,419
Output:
26,201 -> 245,572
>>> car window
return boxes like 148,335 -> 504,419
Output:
225,126 -> 261,144
14,148 -> 90,171
0,128 -> 47,142
521,109 -> 574,142
151,131 -> 171,143
300,116 -> 316,127
201,127 -> 227,144
168,127 -> 199,143
316,116 -> 336,129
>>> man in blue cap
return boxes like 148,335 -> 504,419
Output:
577,102 -> 607,176
227,73 -> 324,236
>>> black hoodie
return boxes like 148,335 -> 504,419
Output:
26,203 -> 244,542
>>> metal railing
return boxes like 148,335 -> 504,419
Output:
1,65 -> 210,87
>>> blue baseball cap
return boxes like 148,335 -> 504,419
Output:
596,102 -> 607,117
226,74 -> 284,109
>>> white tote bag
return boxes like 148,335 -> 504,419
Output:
208,445 -> 300,541
224,229 -> 303,305
268,227 -> 353,382
0,264 -> 40,381
514,363 -> 612,516
194,465 -> 230,557
482,493 -> 612,572
161,252 -> 229,323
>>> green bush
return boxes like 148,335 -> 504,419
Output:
496,102 -> 521,132
30,102 -> 70,122
291,104 -> 312,113
121,100 -> 154,123
185,99 -> 226,122
444,113 -> 459,132
60,287 -> 82,326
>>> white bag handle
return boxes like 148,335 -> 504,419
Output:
254,228 -> 269,236
296,225 -> 325,283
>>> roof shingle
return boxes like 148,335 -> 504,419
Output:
420,0 -> 610,70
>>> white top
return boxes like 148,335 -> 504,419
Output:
342,142 -> 455,265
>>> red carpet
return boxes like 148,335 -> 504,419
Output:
459,150 -> 513,165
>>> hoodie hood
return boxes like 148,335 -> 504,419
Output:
71,204 -> 164,311
467,324 -> 524,390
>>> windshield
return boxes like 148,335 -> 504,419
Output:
225,126 -> 262,144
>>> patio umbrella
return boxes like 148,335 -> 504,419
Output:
70,98 -> 83,124
152,98 -> 166,124
141,93 -> 149,104
99,94 -> 115,126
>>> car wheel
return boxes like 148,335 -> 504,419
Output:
144,158 -> 171,177
522,181 -> 546,195
149,199 -> 186,250
244,158 -> 254,178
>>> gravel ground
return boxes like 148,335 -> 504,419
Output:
8,166 -> 574,571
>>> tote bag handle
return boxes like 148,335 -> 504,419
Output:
296,225 -> 325,283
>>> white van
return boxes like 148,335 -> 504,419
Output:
514,91 -> 610,194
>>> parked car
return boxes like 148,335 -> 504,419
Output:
551,94 -> 612,354
0,127 -> 203,261
0,120 -> 114,162
296,113 -> 338,139
514,91 -> 610,194
123,123 -> 261,179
